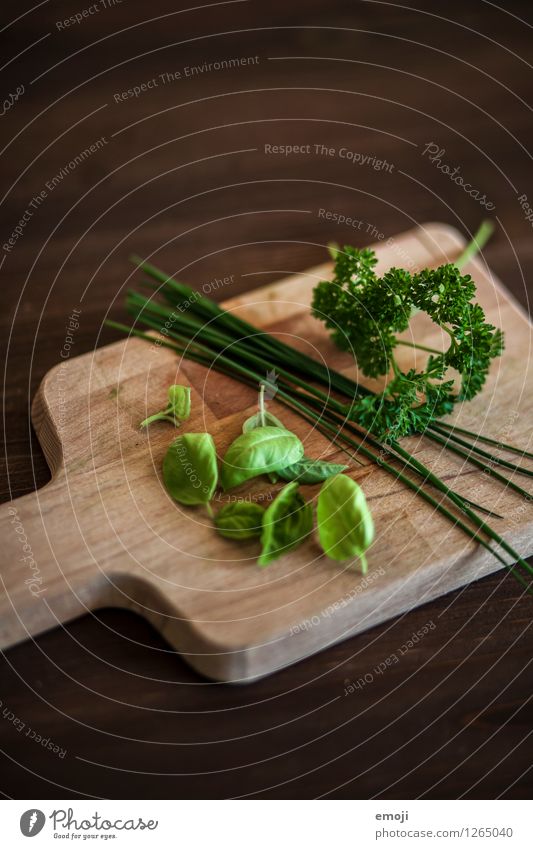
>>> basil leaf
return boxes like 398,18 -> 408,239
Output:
242,394 -> 292,487
258,482 -> 313,566
317,474 -> 374,570
242,409 -> 287,433
243,410 -> 288,483
220,426 -> 304,491
276,456 -> 348,485
162,432 -> 218,505
214,501 -> 265,540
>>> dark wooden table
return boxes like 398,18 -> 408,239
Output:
1,0 -> 532,799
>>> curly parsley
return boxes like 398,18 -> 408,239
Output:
312,246 -> 504,440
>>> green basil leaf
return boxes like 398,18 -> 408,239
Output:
220,426 -> 304,491
258,482 -> 313,567
242,395 -> 293,486
167,384 -> 191,421
276,456 -> 348,485
162,432 -> 218,505
140,383 -> 191,428
214,501 -> 265,540
317,474 -> 374,570
242,409 -> 287,433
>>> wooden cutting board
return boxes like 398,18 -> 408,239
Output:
1,223 -> 532,682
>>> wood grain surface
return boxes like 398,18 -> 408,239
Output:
2,223 -> 532,685
1,0 -> 532,800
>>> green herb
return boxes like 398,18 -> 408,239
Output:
242,387 -> 289,482
259,482 -> 313,566
162,432 -> 218,505
317,474 -> 374,571
214,501 -> 265,540
242,383 -> 288,433
311,235 -> 503,440
140,384 -> 191,428
220,426 -> 304,491
276,456 -> 348,484
242,410 -> 287,433
244,386 -> 346,483
327,241 -> 341,260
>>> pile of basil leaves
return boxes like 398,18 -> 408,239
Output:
145,385 -> 374,571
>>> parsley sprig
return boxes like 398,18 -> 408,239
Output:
312,234 -> 504,440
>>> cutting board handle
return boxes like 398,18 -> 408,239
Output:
0,487 -> 110,650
